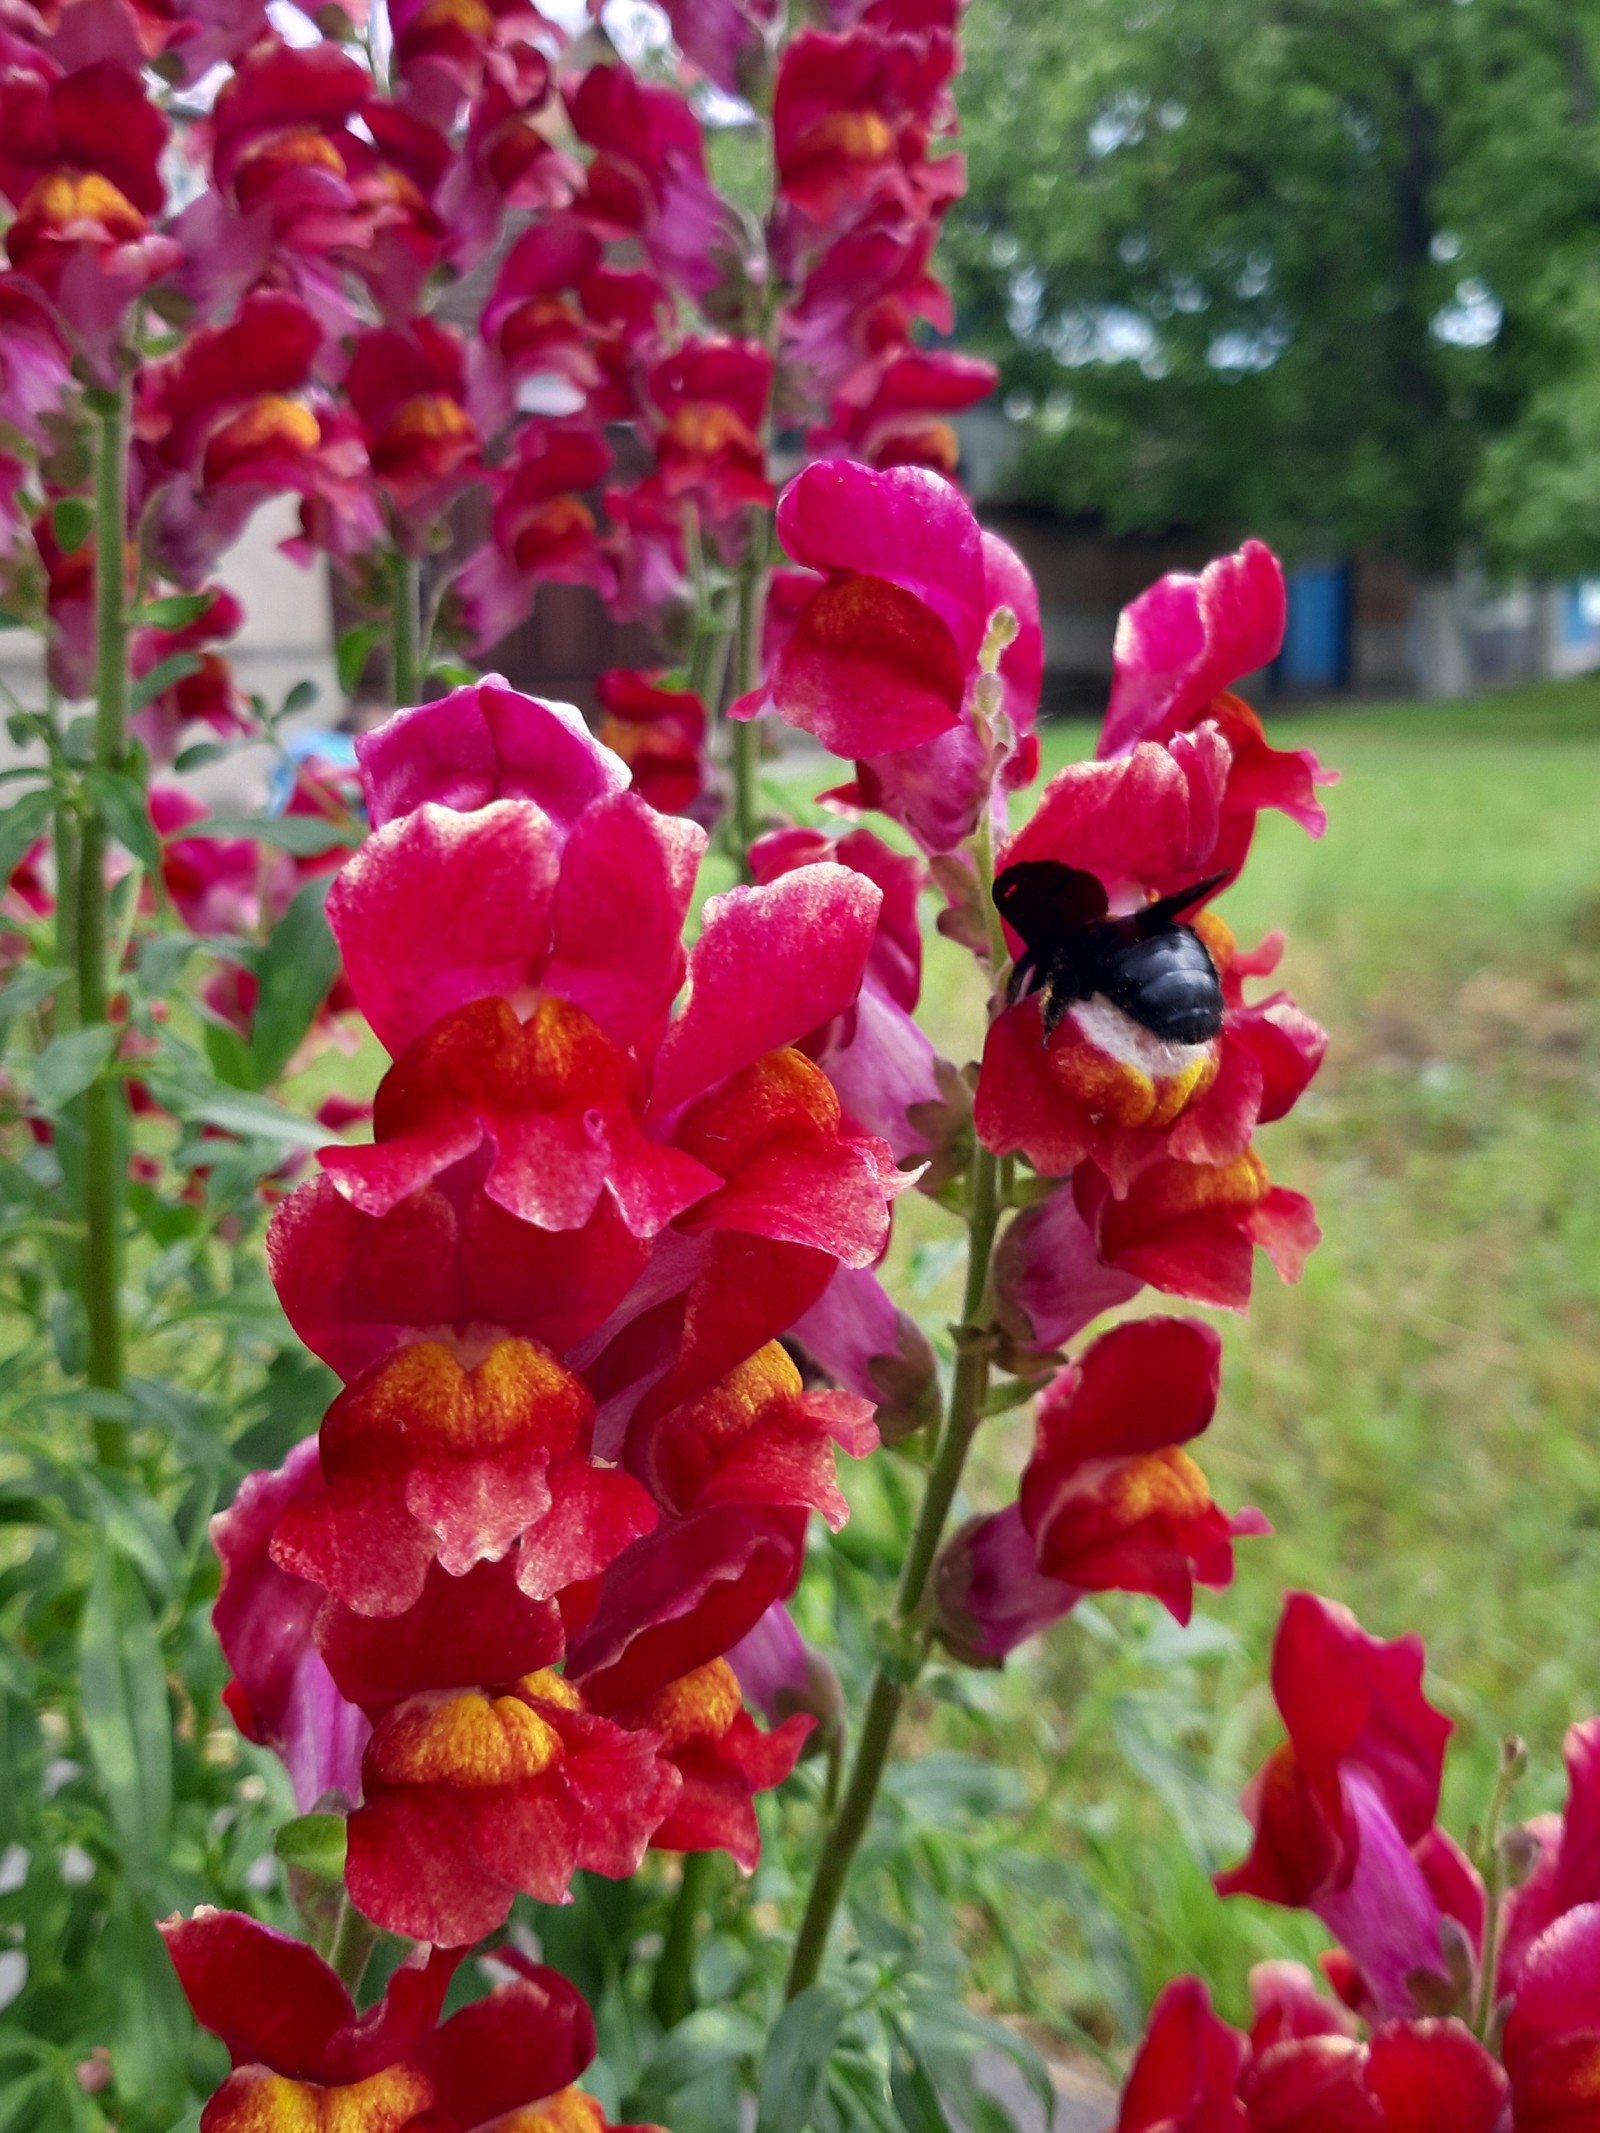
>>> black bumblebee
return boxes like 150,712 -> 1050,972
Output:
993,859 -> 1227,1046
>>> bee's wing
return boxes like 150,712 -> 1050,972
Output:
992,860 -> 1109,951
1136,871 -> 1230,932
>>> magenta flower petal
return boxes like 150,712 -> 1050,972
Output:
356,677 -> 629,830
327,800 -> 558,1057
647,863 -> 881,1122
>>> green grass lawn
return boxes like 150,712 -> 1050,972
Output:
869,678 -> 1600,2043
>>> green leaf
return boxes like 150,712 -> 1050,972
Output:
78,1548 -> 172,1878
139,591 -> 215,629
756,1985 -> 850,2133
31,1024 -> 118,1109
282,678 -> 320,716
202,1013 -> 259,1091
887,2030 -> 956,2133
275,1812 -> 348,1881
0,787 -> 55,887
85,767 -> 162,870
50,496 -> 93,554
249,876 -> 339,1085
174,740 -> 230,772
0,964 -> 67,1050
169,812 -> 361,855
129,651 -> 202,712
427,660 -> 478,688
151,1077 -> 323,1150
104,1898 -> 191,2124
137,931 -> 200,995
337,621 -> 383,696
642,2009 -> 763,2100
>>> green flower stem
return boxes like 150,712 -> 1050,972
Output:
785,1133 -> 1002,1999
1473,1734 -> 1528,2038
783,813 -> 1010,1996
730,549 -> 768,878
650,1849 -> 716,2029
78,383 -> 131,1448
391,551 -> 421,709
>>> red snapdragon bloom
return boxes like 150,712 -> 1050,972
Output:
1216,1594 -> 1461,2023
816,345 -> 997,475
211,1441 -> 371,1812
1073,1148 -> 1320,1312
935,1317 -> 1264,1661
267,1336 -> 657,1615
481,219 -> 604,386
644,336 -> 774,527
1118,1966 -> 1509,2133
345,317 -> 481,529
454,422 -> 616,649
595,670 -> 709,818
749,823 -> 941,1163
0,54 -> 178,362
163,1908 -> 652,2133
1100,540 -> 1336,882
136,291 -> 371,583
1117,1977 -> 1248,2133
346,1665 -> 679,1942
151,785 -> 262,935
565,63 -> 734,300
0,273 -> 72,445
612,1656 -> 812,1869
624,1339 -> 877,1535
773,24 -> 961,231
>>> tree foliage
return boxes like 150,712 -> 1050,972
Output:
947,0 -> 1600,572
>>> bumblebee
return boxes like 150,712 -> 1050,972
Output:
992,859 -> 1227,1046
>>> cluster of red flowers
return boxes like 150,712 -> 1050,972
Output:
185,674 -> 917,2110
730,462 -> 1331,1659
1117,1591 -> 1600,2133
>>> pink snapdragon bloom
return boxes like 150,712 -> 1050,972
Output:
1100,541 -> 1336,881
738,462 -> 1041,780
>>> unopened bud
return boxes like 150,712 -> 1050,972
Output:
1498,1822 -> 1542,1889
1501,1733 -> 1530,1782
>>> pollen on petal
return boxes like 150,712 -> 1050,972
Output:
626,1659 -> 743,1751
204,2066 -> 433,2133
371,1691 -> 561,1787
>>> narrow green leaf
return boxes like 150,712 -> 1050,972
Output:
427,660 -> 478,689
169,813 -> 361,855
104,1898 -> 191,2124
337,621 -> 383,696
139,592 -> 215,629
129,651 -> 202,712
85,768 -> 162,870
78,1549 -> 172,1877
32,1024 -> 118,1109
0,788 -> 54,887
50,496 -> 93,554
282,678 -> 320,716
0,965 -> 67,1049
249,876 -> 339,1085
642,2009 -> 763,2099
136,931 -> 200,995
149,1076 -> 323,1149
756,1985 -> 850,2133
202,1013 -> 259,1092
274,1812 -> 347,1881
174,740 -> 230,772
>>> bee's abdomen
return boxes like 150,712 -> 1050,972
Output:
1101,929 -> 1224,1044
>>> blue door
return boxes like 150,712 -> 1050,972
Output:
1280,563 -> 1350,689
